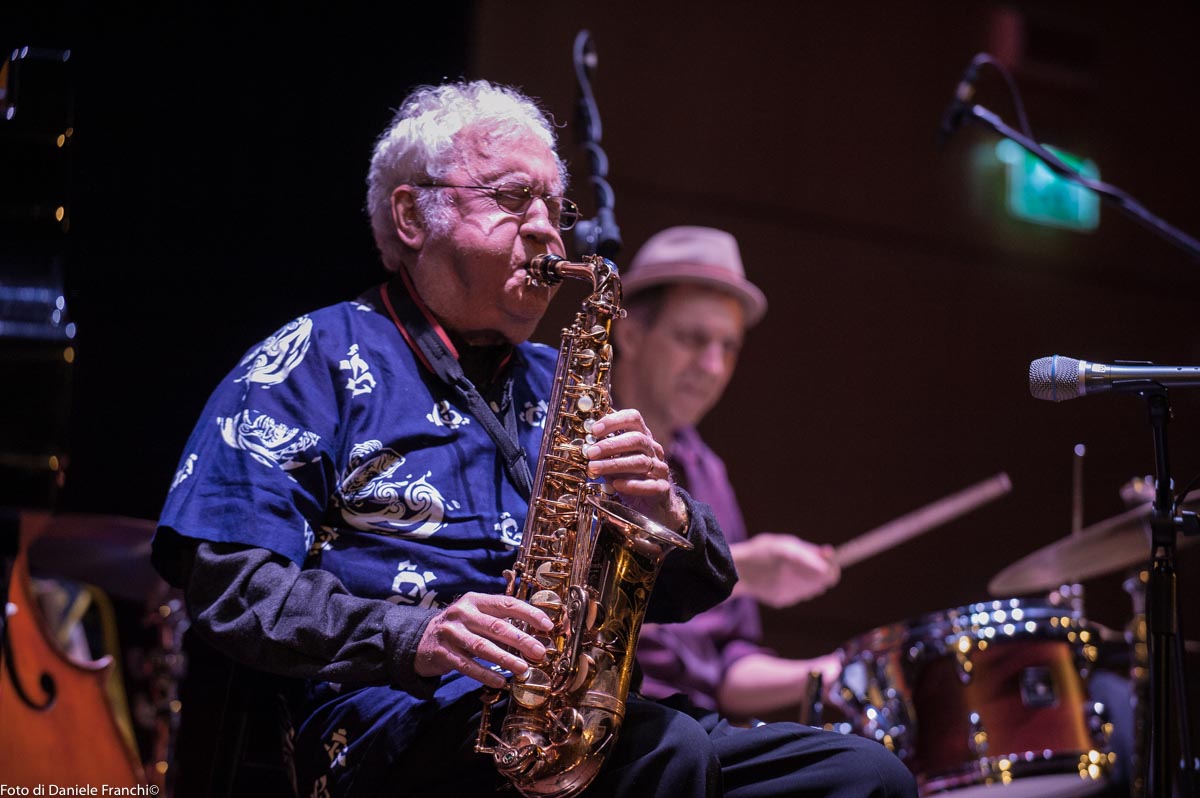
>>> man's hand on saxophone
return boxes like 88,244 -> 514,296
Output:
414,592 -> 555,689
586,407 -> 690,534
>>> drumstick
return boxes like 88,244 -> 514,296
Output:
834,472 -> 1013,568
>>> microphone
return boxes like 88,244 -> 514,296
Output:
936,57 -> 983,150
1029,355 -> 1200,401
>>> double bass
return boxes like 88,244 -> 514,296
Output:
0,510 -> 145,788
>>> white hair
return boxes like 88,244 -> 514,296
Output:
365,80 -> 566,271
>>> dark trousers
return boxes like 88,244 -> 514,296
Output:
344,692 -> 918,797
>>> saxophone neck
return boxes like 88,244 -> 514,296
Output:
526,254 -> 618,293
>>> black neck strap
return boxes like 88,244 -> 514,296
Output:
380,279 -> 534,502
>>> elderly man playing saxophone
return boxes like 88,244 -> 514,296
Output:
152,80 -> 916,798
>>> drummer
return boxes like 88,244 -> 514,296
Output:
615,226 -> 845,719
618,225 -> 1139,797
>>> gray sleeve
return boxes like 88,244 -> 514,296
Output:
174,534 -> 441,698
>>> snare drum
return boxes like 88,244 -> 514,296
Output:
828,598 -> 1113,797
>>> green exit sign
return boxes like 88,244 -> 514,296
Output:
995,139 -> 1100,232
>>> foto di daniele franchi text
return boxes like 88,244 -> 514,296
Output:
0,786 -> 159,796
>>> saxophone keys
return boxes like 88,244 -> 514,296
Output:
576,393 -> 595,413
567,653 -> 595,694
575,348 -> 596,368
535,561 -> 565,588
532,633 -> 556,659
496,741 -> 539,774
529,589 -> 564,618
510,667 -> 552,709
550,706 -> 585,745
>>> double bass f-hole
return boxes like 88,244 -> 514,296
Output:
1,511 -> 57,712
2,624 -> 58,711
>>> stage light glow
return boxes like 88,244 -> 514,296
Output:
995,139 -> 1100,232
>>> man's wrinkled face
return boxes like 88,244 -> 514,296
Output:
623,284 -> 745,435
406,127 -> 566,345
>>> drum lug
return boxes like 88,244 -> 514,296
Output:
967,711 -> 989,758
953,635 -> 974,685
1086,699 -> 1113,748
1018,666 -> 1057,708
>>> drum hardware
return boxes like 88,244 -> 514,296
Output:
818,598 -> 1112,797
1071,444 -> 1086,537
1123,569 -> 1151,798
1018,665 -> 1057,708
836,642 -> 914,759
950,43 -> 1200,783
1048,582 -> 1087,617
988,500 -> 1199,598
1127,399 -> 1197,798
1023,375 -> 1199,795
966,712 -> 986,758
797,471 -> 1014,759
992,484 -> 1197,798
129,585 -> 188,790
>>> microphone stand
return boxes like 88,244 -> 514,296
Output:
1138,388 -> 1197,797
570,30 -> 621,259
948,102 -> 1200,262
945,81 -> 1200,792
943,77 -> 1200,792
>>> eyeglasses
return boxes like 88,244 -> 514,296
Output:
417,182 -> 580,231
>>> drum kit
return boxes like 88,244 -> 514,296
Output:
808,476 -> 1198,798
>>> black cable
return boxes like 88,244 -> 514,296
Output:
970,53 -> 1034,140
1173,473 -> 1200,511
1172,580 -> 1198,797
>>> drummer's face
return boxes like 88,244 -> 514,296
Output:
622,285 -> 745,434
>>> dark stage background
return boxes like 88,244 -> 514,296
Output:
8,1 -> 1200,709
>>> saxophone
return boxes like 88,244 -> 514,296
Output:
475,254 -> 693,798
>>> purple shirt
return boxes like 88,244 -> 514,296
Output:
637,425 -> 769,711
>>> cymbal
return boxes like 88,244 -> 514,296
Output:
989,503 -> 1198,596
20,511 -> 164,601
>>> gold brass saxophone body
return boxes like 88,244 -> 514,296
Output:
475,253 -> 693,798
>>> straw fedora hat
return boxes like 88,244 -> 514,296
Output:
623,226 -> 767,326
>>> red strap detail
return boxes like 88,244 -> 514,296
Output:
397,267 -> 459,359
378,267 -> 460,375
380,266 -> 515,382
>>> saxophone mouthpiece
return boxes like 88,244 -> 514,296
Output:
526,253 -> 567,286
